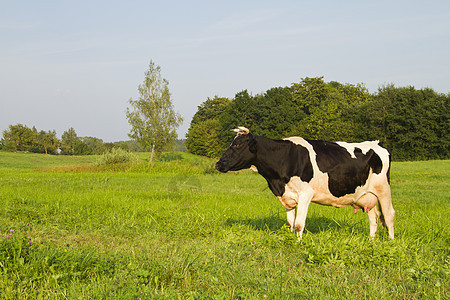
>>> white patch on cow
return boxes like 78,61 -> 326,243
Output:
283,137 -> 334,204
336,141 -> 378,158
250,165 -> 258,172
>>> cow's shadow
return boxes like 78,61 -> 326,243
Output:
223,213 -> 366,235
223,214 -> 285,231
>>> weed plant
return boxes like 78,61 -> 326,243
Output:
96,148 -> 139,166
0,151 -> 448,298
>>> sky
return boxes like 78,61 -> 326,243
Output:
1,0 -> 449,142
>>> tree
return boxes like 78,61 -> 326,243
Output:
2,124 -> 35,152
190,96 -> 231,125
82,136 -> 105,154
61,127 -> 80,155
74,141 -> 91,155
289,77 -> 369,141
253,87 -> 300,139
186,96 -> 231,157
37,130 -> 59,154
186,119 -> 222,158
218,90 -> 259,150
291,77 -> 329,116
126,61 -> 183,162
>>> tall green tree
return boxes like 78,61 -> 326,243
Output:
37,130 -> 59,154
218,90 -> 259,149
291,77 -> 329,116
186,119 -> 223,158
190,96 -> 231,125
186,96 -> 231,157
126,61 -> 183,162
289,77 -> 369,141
290,77 -> 343,140
254,86 -> 300,139
61,127 -> 80,155
2,124 -> 35,152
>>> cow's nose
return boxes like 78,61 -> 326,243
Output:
215,161 -> 228,173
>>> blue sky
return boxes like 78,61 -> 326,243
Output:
1,0 -> 449,142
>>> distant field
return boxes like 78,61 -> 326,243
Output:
0,151 -> 97,169
0,151 -> 448,299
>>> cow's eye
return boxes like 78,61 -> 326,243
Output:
233,143 -> 239,149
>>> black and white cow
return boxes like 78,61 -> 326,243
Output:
215,127 -> 395,240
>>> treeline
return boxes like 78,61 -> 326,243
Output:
186,77 -> 449,161
0,125 -> 143,155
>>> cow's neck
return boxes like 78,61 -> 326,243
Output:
253,135 -> 292,196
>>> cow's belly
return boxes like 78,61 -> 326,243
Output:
309,179 -> 380,213
283,175 -> 370,208
311,190 -> 355,207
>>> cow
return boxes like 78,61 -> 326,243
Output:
215,127 -> 395,241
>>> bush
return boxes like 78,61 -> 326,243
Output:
96,148 -> 138,166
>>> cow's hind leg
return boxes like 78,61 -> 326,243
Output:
377,185 -> 395,239
367,205 -> 380,239
355,193 -> 381,238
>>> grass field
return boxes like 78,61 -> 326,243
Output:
0,151 -> 448,299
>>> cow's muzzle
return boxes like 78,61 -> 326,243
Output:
215,161 -> 228,173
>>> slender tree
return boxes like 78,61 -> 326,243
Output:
61,127 -> 79,155
126,61 -> 183,162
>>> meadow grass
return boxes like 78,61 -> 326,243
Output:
0,151 -> 448,299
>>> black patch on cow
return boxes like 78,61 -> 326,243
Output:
307,140 -> 382,197
252,136 -> 313,197
368,149 -> 383,174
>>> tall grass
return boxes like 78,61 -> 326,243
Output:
0,151 -> 448,298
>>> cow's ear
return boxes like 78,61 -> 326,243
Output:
248,134 -> 257,153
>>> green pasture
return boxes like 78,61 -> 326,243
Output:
0,151 -> 448,299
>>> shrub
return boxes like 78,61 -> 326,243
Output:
96,148 -> 138,166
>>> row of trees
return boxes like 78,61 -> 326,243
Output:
186,77 -> 449,161
0,124 -> 142,155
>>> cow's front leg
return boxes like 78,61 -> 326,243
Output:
294,188 -> 314,241
286,208 -> 296,231
278,196 -> 298,233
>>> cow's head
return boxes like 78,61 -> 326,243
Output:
215,127 -> 257,173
